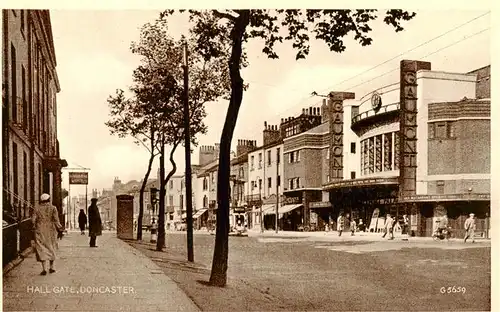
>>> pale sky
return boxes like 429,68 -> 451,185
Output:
46,9 -> 490,195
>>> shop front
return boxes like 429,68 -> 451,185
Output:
400,193 -> 490,238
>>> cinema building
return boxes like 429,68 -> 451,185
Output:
320,60 -> 490,238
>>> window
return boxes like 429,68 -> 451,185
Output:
351,171 -> 356,180
23,151 -> 28,212
169,214 -> 174,221
435,122 -> 446,138
22,65 -> 27,130
447,121 -> 456,138
428,123 -> 435,139
258,153 -> 262,169
268,177 -> 272,189
239,167 -> 244,179
436,181 -> 445,194
13,143 -> 18,201
169,196 -> 173,207
169,180 -> 173,189
296,177 -> 300,189
21,10 -> 25,35
289,150 -> 301,163
350,142 -> 356,154
288,179 -> 293,190
203,177 -> 208,190
180,195 -> 184,209
203,195 -> 208,208
277,175 -> 281,187
296,150 -> 301,162
251,156 -> 254,170
258,179 -> 262,190
277,148 -> 281,164
289,152 -> 294,163
11,44 -> 17,123
267,150 -> 271,166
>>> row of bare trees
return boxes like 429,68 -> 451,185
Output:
107,10 -> 416,287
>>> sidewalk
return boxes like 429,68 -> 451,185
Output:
2,231 -> 200,312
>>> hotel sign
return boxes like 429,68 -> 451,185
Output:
328,92 -> 355,180
69,172 -> 88,185
398,60 -> 431,198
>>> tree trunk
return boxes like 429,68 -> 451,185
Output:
137,150 -> 155,241
209,10 -> 250,287
157,142 -> 179,251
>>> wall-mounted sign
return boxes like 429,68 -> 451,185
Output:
398,60 -> 431,199
69,172 -> 88,185
371,91 -> 382,112
328,92 -> 355,180
401,193 -> 490,202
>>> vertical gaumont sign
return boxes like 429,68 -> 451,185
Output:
398,60 -> 431,198
329,92 -> 355,180
69,172 -> 88,185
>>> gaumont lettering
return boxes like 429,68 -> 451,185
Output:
330,98 -> 344,180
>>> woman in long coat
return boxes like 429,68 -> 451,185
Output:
32,193 -> 63,275
78,209 -> 87,235
88,198 -> 102,247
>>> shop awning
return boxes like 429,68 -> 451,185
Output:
193,208 -> 208,219
260,204 -> 276,215
265,204 -> 303,215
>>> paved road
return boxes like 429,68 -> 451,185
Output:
132,232 -> 490,311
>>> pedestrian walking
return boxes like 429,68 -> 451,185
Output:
350,218 -> 357,236
358,219 -> 366,232
337,213 -> 344,236
382,214 -> 395,240
32,193 -> 64,275
88,198 -> 103,247
464,213 -> 476,243
78,209 -> 87,235
401,214 -> 410,240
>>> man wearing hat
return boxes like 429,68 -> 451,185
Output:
88,198 -> 103,247
32,193 -> 64,275
464,213 -> 476,243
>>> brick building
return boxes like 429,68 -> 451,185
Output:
3,10 -> 67,265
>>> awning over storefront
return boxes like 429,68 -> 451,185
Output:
265,204 -> 303,216
260,204 -> 276,215
193,208 -> 208,219
323,177 -> 399,191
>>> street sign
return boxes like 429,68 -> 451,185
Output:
69,172 -> 88,185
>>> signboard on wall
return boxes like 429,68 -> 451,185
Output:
69,172 -> 88,185
328,92 -> 355,180
398,60 -> 431,198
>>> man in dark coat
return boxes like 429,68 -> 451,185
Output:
88,198 -> 102,247
78,209 -> 87,235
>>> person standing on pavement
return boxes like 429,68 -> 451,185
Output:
32,193 -> 64,275
464,213 -> 476,243
350,218 -> 357,236
382,214 -> 395,240
78,209 -> 87,235
337,213 -> 345,236
88,198 -> 103,247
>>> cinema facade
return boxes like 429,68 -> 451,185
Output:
318,60 -> 490,238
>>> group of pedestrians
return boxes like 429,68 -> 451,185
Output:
32,194 -> 103,275
332,211 -> 478,243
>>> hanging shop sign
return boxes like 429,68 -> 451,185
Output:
398,60 -> 431,199
69,172 -> 88,185
401,193 -> 490,202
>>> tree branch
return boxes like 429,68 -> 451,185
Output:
213,10 -> 238,21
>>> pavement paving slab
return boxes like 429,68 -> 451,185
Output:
2,231 -> 200,312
